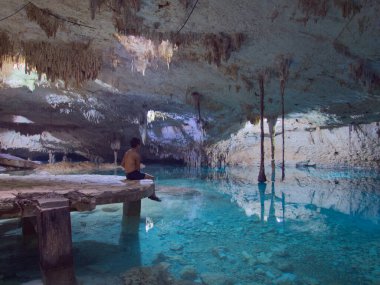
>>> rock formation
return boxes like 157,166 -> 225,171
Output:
0,0 -> 378,166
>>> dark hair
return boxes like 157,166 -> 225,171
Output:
130,137 -> 141,148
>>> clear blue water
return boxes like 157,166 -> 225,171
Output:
0,165 -> 379,285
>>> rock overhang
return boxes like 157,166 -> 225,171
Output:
0,0 -> 379,161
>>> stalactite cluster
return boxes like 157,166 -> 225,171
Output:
89,0 -> 107,20
350,59 -> 380,91
111,0 -> 142,35
107,0 -> 246,66
298,0 -> 328,18
333,0 -> 362,18
0,32 -> 14,68
22,41 -> 102,86
204,33 -> 246,66
25,3 -> 63,38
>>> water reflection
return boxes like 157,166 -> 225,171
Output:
119,215 -> 142,268
203,166 -> 380,223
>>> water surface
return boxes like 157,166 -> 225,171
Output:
0,165 -> 379,284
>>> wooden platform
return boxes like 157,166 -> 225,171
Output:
0,174 -> 155,279
0,174 -> 154,219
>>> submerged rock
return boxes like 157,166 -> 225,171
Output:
200,273 -> 235,285
180,265 -> 197,280
101,205 -> 120,213
122,264 -> 198,285
296,160 -> 317,168
274,273 -> 297,285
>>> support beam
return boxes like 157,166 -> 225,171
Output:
41,266 -> 77,285
123,200 -> 141,217
21,216 -> 37,236
36,198 -> 74,270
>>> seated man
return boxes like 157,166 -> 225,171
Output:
121,137 -> 161,202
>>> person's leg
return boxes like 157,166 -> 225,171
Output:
144,173 -> 154,180
143,173 -> 161,202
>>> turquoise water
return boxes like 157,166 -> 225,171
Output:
0,165 -> 379,284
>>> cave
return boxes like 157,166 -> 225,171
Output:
0,1 -> 379,285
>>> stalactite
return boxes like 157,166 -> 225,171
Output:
267,116 -> 278,181
191,92 -> 202,123
22,41 -> 102,86
277,55 -> 291,181
110,139 -> 120,165
257,72 -> 267,183
203,33 -> 245,66
25,3 -> 63,38
111,0 -> 142,35
90,0 -> 107,20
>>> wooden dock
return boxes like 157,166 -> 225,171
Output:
0,174 -> 155,283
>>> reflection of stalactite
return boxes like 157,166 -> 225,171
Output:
258,182 -> 267,223
267,116 -> 278,181
257,72 -> 267,183
268,182 -> 276,225
277,55 -> 291,181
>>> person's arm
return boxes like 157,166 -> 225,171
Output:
121,153 -> 126,169
135,152 -> 141,171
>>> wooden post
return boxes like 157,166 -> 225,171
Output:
120,202 -> 142,267
123,200 -> 141,217
22,216 -> 37,236
36,198 -> 74,270
41,266 -> 77,285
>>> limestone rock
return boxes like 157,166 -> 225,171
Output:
200,273 -> 235,285
180,265 -> 197,281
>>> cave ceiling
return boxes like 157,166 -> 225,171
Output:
0,0 -> 379,161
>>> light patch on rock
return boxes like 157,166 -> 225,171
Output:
0,129 -> 42,151
83,109 -> 105,124
115,34 -> 177,76
12,115 -> 34,124
94,79 -> 119,93
0,61 -> 47,91
46,94 -> 72,108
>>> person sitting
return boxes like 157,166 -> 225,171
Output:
121,137 -> 161,202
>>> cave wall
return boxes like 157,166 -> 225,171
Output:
206,119 -> 380,168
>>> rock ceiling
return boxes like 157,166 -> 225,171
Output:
0,0 -> 379,161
